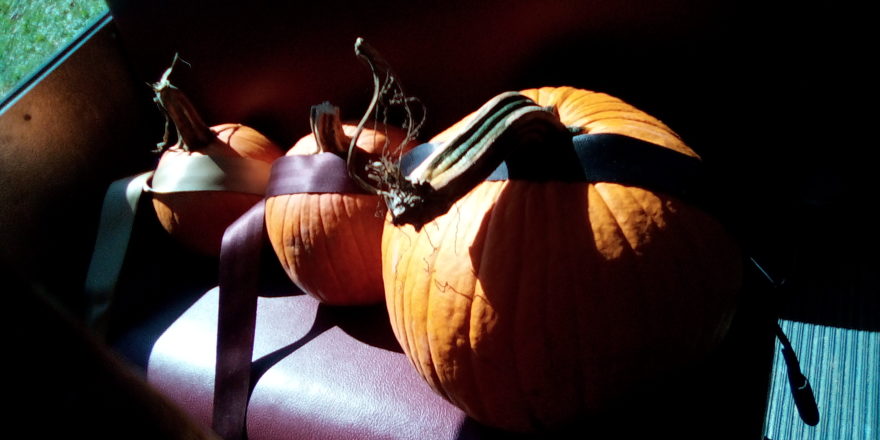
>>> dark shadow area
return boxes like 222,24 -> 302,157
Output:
249,301 -> 405,395
453,179 -> 775,438
775,205 -> 880,332
449,263 -> 778,440
511,2 -> 875,264
249,306 -> 335,396
105,192 -> 220,371
454,418 -> 533,440
0,20 -> 163,320
511,0 -> 879,332
4,262 -> 217,439
254,234 -> 304,299
330,302 -> 405,353
107,196 -> 305,372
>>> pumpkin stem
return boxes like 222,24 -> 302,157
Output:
309,102 -> 350,155
386,92 -> 572,230
151,54 -> 215,152
347,37 -> 425,196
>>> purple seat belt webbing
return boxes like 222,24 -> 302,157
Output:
266,154 -> 366,196
213,201 -> 265,440
212,152 -> 365,439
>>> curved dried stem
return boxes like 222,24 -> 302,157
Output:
346,39 -> 571,231
388,92 -> 570,229
348,38 -> 425,195
151,54 -> 214,152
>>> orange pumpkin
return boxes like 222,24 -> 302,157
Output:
150,75 -> 283,256
381,86 -> 742,431
265,104 -> 412,305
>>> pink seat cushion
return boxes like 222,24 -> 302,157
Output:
147,287 -> 478,439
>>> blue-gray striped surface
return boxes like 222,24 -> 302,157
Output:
764,319 -> 879,440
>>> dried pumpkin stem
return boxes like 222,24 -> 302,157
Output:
387,92 -> 571,230
151,55 -> 215,152
348,38 -> 391,194
345,39 -> 570,230
348,38 -> 425,195
309,102 -> 350,155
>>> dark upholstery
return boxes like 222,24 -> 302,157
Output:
149,288 -> 473,439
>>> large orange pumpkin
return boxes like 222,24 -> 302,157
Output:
150,75 -> 283,256
380,86 -> 742,431
265,104 -> 412,305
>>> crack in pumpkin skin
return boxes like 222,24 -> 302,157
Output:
382,86 -> 742,432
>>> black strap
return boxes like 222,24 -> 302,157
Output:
750,258 -> 820,427
402,133 -> 705,205
774,322 -> 820,426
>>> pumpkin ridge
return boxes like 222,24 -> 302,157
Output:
551,86 -> 585,105
512,182 -> 558,428
623,187 -> 666,230
317,194 -> 347,301
287,195 -> 307,295
352,198 -> 377,262
454,185 -> 491,419
493,183 -> 535,425
401,223 -> 443,393
271,196 -> 296,286
593,184 -> 642,254
264,198 -> 283,273
554,183 -> 589,419
542,86 -> 573,107
333,194 -> 368,299
472,182 -> 530,426
343,196 -> 378,296
281,197 -> 300,282
582,184 -> 615,404
559,95 -> 621,120
426,197 -> 483,411
592,184 -> 659,390
613,186 -> 674,371
620,185 -> 665,251
556,90 -> 614,114
317,194 -> 348,301
382,227 -> 413,350
419,223 -> 457,399
586,112 -> 673,132
390,227 -> 418,361
289,196 -> 310,293
297,196 -> 318,298
457,190 -> 497,420
564,102 -> 643,121
359,197 -> 386,300
384,229 -> 411,364
537,183 -> 591,425
268,197 -> 284,277
567,184 -> 597,414
532,183 -> 562,425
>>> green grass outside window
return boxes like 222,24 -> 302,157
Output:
1,0 -> 107,99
